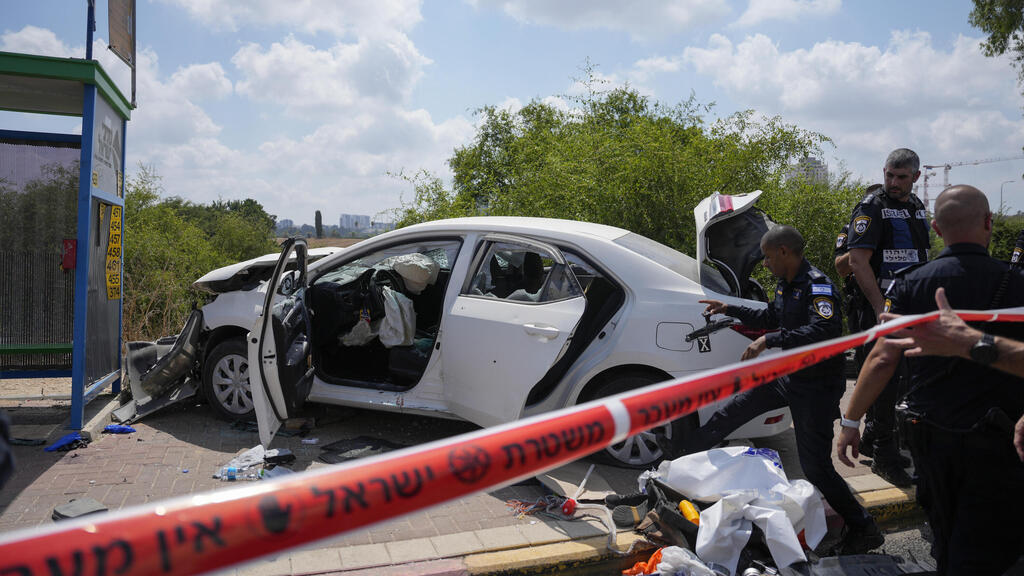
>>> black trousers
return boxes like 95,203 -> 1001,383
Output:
904,417 -> 1024,575
678,376 -> 873,530
849,303 -> 904,462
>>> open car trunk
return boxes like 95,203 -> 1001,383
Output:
694,191 -> 775,301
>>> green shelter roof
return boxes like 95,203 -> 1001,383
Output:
0,51 -> 132,120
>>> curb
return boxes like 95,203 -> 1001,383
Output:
462,532 -> 650,576
71,392 -> 121,442
857,486 -> 922,524
393,485 -> 923,576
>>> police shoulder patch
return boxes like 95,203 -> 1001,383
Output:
813,296 -> 834,319
883,298 -> 892,313
853,215 -> 871,235
811,284 -> 832,295
835,232 -> 847,249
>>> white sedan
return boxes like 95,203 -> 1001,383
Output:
120,191 -> 791,468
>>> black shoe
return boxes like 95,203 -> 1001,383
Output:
835,521 -> 884,555
871,461 -> 913,488
872,446 -> 913,469
858,433 -> 876,459
604,492 -> 646,508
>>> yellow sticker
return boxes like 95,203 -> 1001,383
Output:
91,171 -> 99,187
105,204 -> 122,300
813,297 -> 834,319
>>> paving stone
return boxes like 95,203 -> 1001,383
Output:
233,554 -> 290,576
474,525 -> 528,552
338,543 -> 389,570
288,548 -> 342,575
430,531 -> 486,557
385,537 -> 437,564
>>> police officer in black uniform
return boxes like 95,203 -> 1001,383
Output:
843,149 -> 929,487
1012,228 -> 1024,268
838,185 -> 1024,574
681,225 -> 883,554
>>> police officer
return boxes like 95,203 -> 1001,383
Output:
843,149 -> 929,487
1012,228 -> 1024,268
682,225 -> 883,555
837,186 -> 1024,574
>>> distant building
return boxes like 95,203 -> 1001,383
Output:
786,156 -> 829,184
339,213 -> 371,231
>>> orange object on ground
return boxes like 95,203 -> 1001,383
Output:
623,547 -> 664,575
678,500 -> 700,525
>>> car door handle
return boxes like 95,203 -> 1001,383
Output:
523,323 -> 560,339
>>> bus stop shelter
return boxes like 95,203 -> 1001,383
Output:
0,51 -> 132,429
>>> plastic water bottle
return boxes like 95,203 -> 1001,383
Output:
218,466 -> 238,481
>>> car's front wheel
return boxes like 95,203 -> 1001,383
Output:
202,338 -> 255,421
588,372 -> 699,469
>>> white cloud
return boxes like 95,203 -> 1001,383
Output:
469,0 -> 730,40
0,25 -> 75,56
159,0 -> 423,37
168,63 -> 233,101
733,0 -> 840,28
681,30 -> 1019,121
675,30 -> 1024,208
231,33 -> 430,118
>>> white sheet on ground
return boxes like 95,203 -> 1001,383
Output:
648,446 -> 827,574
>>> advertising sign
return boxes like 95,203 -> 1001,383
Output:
91,94 -> 124,198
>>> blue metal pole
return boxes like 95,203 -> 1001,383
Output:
86,0 -> 96,60
69,85 -> 98,430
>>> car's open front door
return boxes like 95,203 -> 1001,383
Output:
442,235 -> 586,427
248,238 -> 314,447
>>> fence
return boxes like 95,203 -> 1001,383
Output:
0,250 -> 75,373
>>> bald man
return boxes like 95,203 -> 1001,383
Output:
837,185 -> 1024,575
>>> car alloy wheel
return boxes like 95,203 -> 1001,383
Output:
588,371 -> 699,468
203,338 -> 255,420
604,423 -> 673,467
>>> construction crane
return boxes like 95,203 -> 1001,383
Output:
919,155 -> 1024,211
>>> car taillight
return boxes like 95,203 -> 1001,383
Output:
763,414 -> 785,425
729,325 -> 773,340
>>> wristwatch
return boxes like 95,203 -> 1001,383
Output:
840,416 -> 860,429
969,333 -> 999,365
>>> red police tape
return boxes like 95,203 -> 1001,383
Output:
2,307 -> 1022,575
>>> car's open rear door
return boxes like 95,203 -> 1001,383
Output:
248,238 -> 314,447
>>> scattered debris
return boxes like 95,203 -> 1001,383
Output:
44,432 -> 89,452
265,448 -> 295,465
102,424 -> 136,434
318,436 -> 408,464
300,437 -> 319,445
52,498 -> 107,521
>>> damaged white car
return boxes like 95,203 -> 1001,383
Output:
118,191 -> 792,468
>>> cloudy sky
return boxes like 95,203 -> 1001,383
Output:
4,0 -> 1024,225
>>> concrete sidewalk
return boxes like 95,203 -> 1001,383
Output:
0,381 -> 921,576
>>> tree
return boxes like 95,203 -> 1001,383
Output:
315,210 -> 323,238
970,0 -> 1024,93
396,74 -> 838,270
122,165 -> 278,340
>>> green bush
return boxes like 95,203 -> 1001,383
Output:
123,166 -> 278,341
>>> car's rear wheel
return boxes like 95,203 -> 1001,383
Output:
588,372 -> 699,469
203,338 -> 255,421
